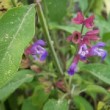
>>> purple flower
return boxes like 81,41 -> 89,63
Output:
89,42 -> 107,60
25,40 -> 48,61
67,56 -> 79,75
78,44 -> 89,60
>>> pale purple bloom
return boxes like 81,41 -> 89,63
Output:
78,44 -> 89,60
89,42 -> 107,60
25,40 -> 48,61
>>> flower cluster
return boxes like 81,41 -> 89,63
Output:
67,12 -> 107,75
25,40 -> 48,61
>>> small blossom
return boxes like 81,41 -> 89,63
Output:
72,12 -> 84,24
84,15 -> 95,28
25,40 -> 48,61
89,42 -> 107,60
78,44 -> 89,60
67,31 -> 81,44
83,29 -> 100,45
68,56 -> 79,75
72,12 -> 94,28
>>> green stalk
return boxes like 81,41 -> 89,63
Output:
36,0 -> 64,76
11,0 -> 16,7
0,101 -> 6,110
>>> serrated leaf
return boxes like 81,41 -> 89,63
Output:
43,99 -> 68,110
0,70 -> 34,101
0,5 -> 35,88
81,64 -> 110,85
73,96 -> 93,110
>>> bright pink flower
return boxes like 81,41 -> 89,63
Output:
72,12 -> 95,28
72,12 -> 84,24
67,31 -> 81,44
84,15 -> 95,28
83,29 -> 100,46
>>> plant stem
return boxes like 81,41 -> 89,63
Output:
81,24 -> 84,34
11,0 -> 16,7
36,0 -> 64,76
0,101 -> 6,110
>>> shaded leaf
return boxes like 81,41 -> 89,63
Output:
73,96 -> 93,110
22,98 -> 37,110
31,86 -> 49,110
43,99 -> 68,110
0,70 -> 34,101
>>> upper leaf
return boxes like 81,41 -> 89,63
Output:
0,5 -> 35,88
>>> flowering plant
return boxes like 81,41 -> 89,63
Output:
0,1 -> 110,110
67,12 -> 107,75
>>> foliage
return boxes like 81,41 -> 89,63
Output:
0,0 -> 110,110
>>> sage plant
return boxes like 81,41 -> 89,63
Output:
67,12 -> 107,75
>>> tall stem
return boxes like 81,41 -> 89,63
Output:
36,0 -> 64,76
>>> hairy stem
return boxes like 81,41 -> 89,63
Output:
36,0 -> 64,76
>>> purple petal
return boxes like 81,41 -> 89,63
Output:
95,42 -> 106,47
102,50 -> 107,60
90,47 -> 107,60
67,63 -> 77,75
78,44 -> 89,60
33,40 -> 46,47
40,51 -> 48,61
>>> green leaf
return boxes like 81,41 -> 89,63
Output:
92,0 -> 103,15
85,85 -> 108,94
79,0 -> 88,12
49,23 -> 80,34
31,86 -> 49,110
43,99 -> 68,110
43,0 -> 67,22
102,32 -> 110,46
22,98 -> 37,110
0,5 -> 35,88
73,96 -> 93,110
0,70 -> 34,101
81,64 -> 110,85
95,16 -> 110,35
